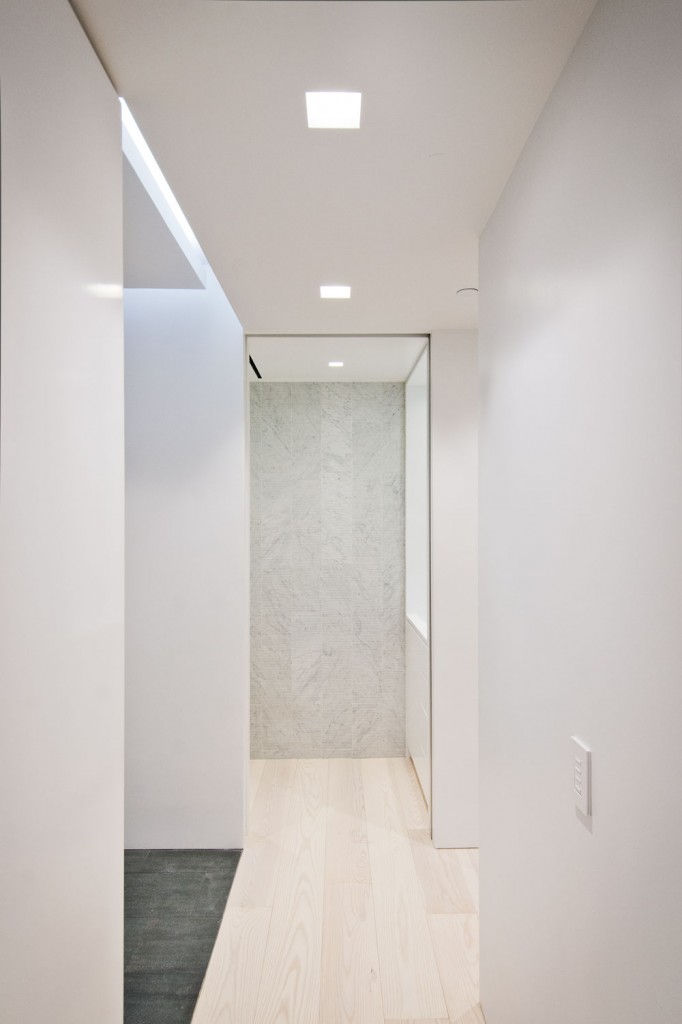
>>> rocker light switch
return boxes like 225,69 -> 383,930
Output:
571,736 -> 591,817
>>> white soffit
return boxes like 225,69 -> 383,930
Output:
72,0 -> 597,332
248,335 -> 427,382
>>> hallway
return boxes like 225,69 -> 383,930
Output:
192,759 -> 482,1024
4,3 -> 681,1022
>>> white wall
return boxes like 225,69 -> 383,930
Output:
125,270 -> 247,849
406,617 -> 431,808
0,2 -> 125,1021
430,330 -> 478,848
479,1 -> 682,1021
406,347 -> 429,633
406,347 -> 431,805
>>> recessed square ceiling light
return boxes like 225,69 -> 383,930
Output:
329,361 -> 344,367
320,285 -> 351,299
306,92 -> 361,129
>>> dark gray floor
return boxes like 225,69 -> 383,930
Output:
125,849 -> 241,1024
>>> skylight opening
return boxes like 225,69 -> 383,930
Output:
120,98 -> 204,260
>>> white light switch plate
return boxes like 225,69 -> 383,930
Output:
571,736 -> 591,817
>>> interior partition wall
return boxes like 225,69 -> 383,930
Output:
250,381 -> 406,758
430,330 -> 479,849
479,0 -> 682,1019
405,347 -> 431,808
0,1 -> 125,1020
125,274 -> 247,850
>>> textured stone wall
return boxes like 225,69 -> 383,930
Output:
250,382 -> 405,757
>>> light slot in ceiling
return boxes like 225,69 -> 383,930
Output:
320,285 -> 351,299
306,91 -> 361,129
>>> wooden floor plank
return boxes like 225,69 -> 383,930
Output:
388,757 -> 429,831
249,759 -> 266,820
229,759 -> 296,909
456,851 -> 480,915
384,1019 -> 449,1023
428,914 -> 480,1024
362,759 -> 448,1021
195,757 -> 482,1024
320,882 -> 384,1024
254,759 -> 329,1024
408,830 -> 477,915
325,759 -> 371,884
450,1009 -> 486,1024
249,759 -> 297,839
191,907 -> 270,1024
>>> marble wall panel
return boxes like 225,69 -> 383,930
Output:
250,381 -> 405,758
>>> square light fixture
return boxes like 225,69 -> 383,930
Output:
329,361 -> 344,367
320,285 -> 351,299
306,92 -> 361,129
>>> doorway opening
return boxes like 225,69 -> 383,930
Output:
246,334 -> 429,795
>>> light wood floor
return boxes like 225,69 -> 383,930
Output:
192,758 -> 484,1024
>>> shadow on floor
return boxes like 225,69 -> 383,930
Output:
124,849 -> 241,1024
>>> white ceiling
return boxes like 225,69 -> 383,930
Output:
72,0 -> 596,334
248,335 -> 427,382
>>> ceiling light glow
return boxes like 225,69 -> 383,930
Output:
306,92 -> 361,129
320,285 -> 351,299
329,361 -> 344,367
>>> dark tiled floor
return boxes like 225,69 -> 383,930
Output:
125,849 -> 241,1024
